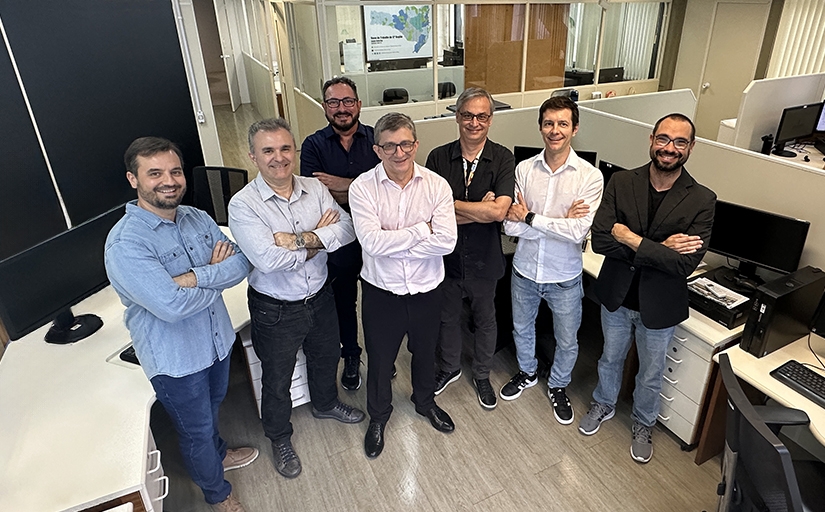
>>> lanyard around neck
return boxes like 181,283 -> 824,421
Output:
462,151 -> 482,200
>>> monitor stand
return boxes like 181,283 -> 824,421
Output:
45,308 -> 103,344
771,141 -> 796,158
711,265 -> 764,295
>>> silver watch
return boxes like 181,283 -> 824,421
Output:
295,233 -> 306,249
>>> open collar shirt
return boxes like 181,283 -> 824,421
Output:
228,174 -> 355,301
349,162 -> 457,295
105,201 -> 251,380
503,148 -> 603,284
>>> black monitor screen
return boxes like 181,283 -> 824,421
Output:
817,103 -> 825,133
708,201 -> 809,277
599,160 -> 626,188
598,67 -> 624,84
0,204 -> 125,340
775,102 -> 823,144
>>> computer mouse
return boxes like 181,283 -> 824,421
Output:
804,155 -> 810,162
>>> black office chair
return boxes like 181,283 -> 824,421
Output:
191,165 -> 248,226
717,354 -> 825,511
380,88 -> 409,105
437,81 -> 456,99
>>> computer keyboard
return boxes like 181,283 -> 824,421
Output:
770,359 -> 825,409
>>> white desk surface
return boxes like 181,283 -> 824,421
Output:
0,228 -> 250,512
582,247 -> 743,349
772,143 -> 825,171
718,335 -> 825,445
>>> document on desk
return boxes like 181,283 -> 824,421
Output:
688,277 -> 749,309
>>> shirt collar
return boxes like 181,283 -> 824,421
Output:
448,138 -> 492,162
125,199 -> 190,229
323,122 -> 368,141
535,147 -> 579,175
252,173 -> 305,203
377,161 -> 422,187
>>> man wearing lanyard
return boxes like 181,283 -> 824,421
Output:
229,118 -> 365,479
300,77 -> 380,391
425,87 -> 515,409
502,97 -> 603,426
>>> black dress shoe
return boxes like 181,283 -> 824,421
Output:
364,421 -> 385,458
418,405 -> 455,433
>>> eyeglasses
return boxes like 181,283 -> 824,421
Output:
458,111 -> 492,123
375,141 -> 416,155
324,97 -> 358,108
653,135 -> 691,150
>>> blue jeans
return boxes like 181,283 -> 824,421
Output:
150,353 -> 232,505
511,270 -> 583,388
593,305 -> 676,427
248,284 -> 339,443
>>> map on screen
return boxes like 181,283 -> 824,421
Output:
363,5 -> 432,61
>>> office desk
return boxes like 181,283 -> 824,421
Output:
0,232 -> 250,512
772,143 -> 825,171
582,247 -> 743,463
718,334 -> 825,445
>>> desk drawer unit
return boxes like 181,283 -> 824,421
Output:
656,325 -> 714,444
143,429 -> 168,512
240,326 -> 310,417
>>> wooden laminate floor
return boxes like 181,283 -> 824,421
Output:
214,103 -> 264,177
152,299 -> 722,512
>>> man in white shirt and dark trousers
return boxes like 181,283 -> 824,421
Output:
349,112 -> 458,458
228,118 -> 365,479
501,97 -> 603,426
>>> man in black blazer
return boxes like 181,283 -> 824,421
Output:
578,114 -> 716,464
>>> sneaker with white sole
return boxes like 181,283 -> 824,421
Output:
434,369 -> 461,395
499,371 -> 538,400
630,421 -> 653,463
578,402 -> 615,435
474,378 -> 497,409
547,387 -> 574,425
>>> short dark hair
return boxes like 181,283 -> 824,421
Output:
374,112 -> 417,144
455,87 -> 494,114
124,137 -> 183,174
247,118 -> 294,153
538,96 -> 579,128
322,76 -> 359,100
653,113 -> 696,141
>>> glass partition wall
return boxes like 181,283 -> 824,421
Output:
293,1 -> 669,110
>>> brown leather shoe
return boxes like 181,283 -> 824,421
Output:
212,492 -> 245,512
222,447 -> 259,471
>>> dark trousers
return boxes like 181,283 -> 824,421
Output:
248,284 -> 340,443
437,277 -> 498,379
150,353 -> 232,505
328,252 -> 362,359
361,280 -> 443,424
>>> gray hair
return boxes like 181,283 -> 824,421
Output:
374,112 -> 417,144
455,87 -> 494,114
247,118 -> 294,152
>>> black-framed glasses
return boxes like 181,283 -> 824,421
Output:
375,141 -> 416,155
324,97 -> 358,108
653,135 -> 691,150
458,111 -> 492,123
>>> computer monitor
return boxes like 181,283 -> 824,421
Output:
708,201 -> 809,288
598,67 -> 624,84
598,160 -> 626,188
0,204 -> 125,342
772,102 -> 824,157
816,102 -> 825,133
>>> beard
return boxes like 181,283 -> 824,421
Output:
650,147 -> 689,173
327,111 -> 359,132
138,184 -> 186,210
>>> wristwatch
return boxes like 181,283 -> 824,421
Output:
295,233 -> 306,249
524,212 -> 536,226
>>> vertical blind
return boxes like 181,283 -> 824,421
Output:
768,0 -> 825,77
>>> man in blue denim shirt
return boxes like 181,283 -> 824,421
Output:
105,137 -> 257,512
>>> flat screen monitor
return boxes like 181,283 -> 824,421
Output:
598,67 -> 624,84
708,201 -> 809,287
816,103 -> 825,133
598,160 -> 626,188
772,102 -> 824,157
0,204 -> 125,341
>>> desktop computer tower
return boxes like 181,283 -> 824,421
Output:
740,266 -> 825,357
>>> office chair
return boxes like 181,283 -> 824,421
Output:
717,354 -> 825,512
191,165 -> 249,226
380,88 -> 408,105
437,81 -> 457,99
